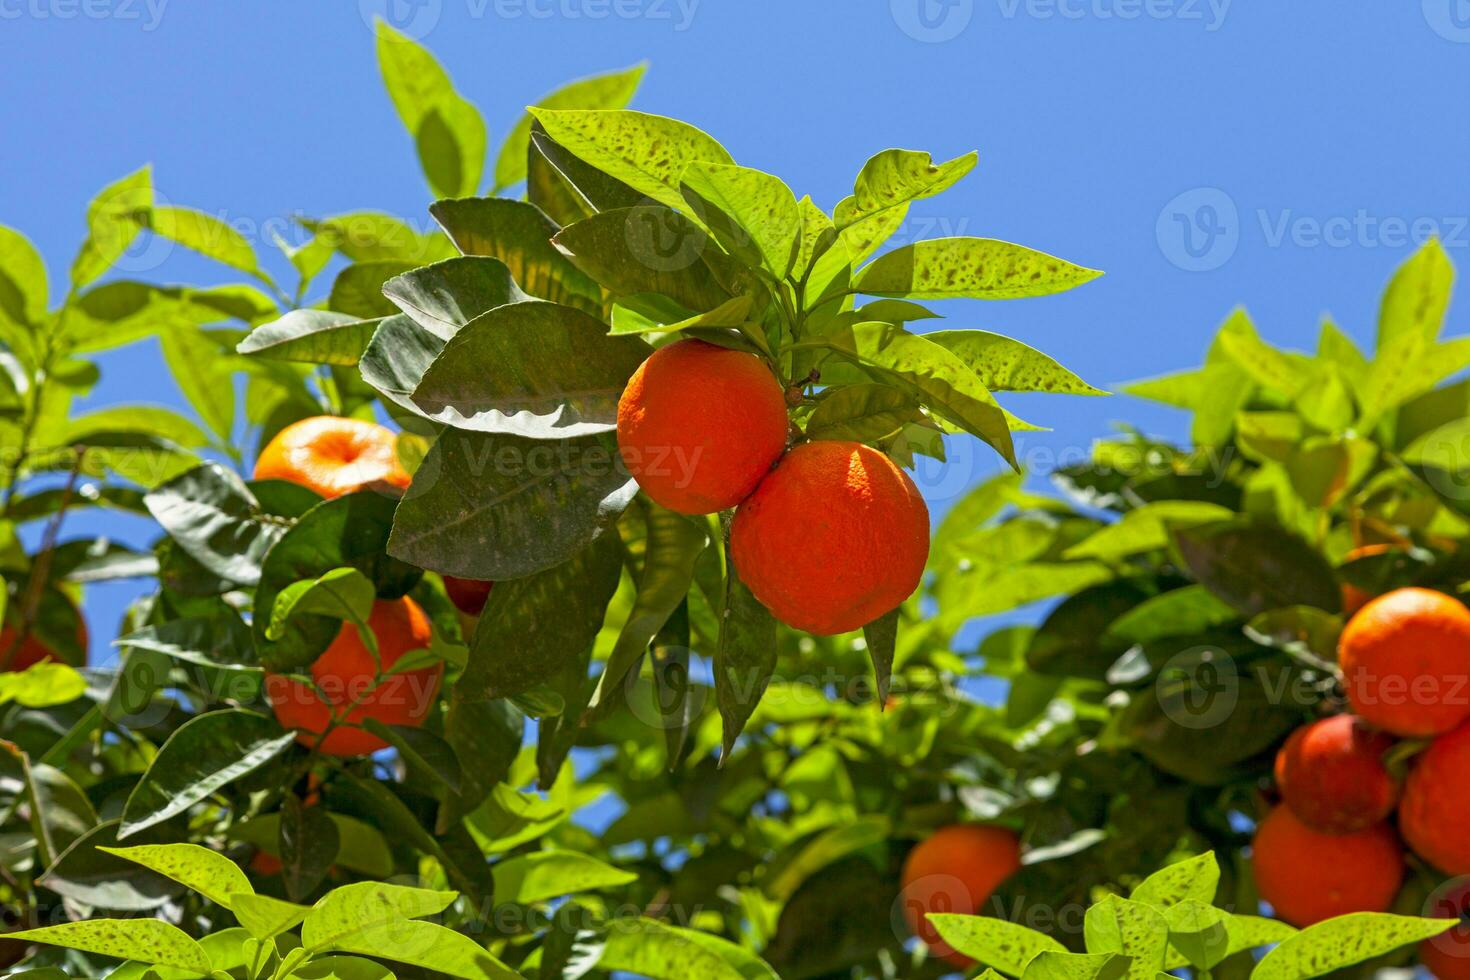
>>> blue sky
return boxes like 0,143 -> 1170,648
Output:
5,0 -> 1470,658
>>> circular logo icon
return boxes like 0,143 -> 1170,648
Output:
1424,0 -> 1470,42
1155,645 -> 1239,731
891,0 -> 974,42
623,203 -> 707,273
1422,876 -> 1470,962
1156,187 -> 1239,272
360,0 -> 442,40
623,649 -> 709,733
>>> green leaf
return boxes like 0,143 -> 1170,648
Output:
1172,520 -> 1342,615
116,610 -> 259,672
0,224 -> 48,330
359,313 -> 452,412
1063,502 -> 1234,561
806,384 -> 923,443
280,793 -> 339,902
231,893 -> 309,941
145,462 -> 293,587
160,325 -> 235,441
925,914 -> 1067,976
71,165 -> 153,288
410,300 -> 649,438
0,661 -> 87,707
388,429 -> 636,581
149,205 -> 257,273
492,851 -> 637,905
1215,327 -> 1315,397
267,567 -> 376,641
681,162 -> 801,278
844,148 -> 977,226
1084,897 -> 1168,980
795,321 -> 1015,466
528,120 -> 644,221
302,880 -> 456,951
237,311 -> 380,366
456,533 -> 622,701
8,920 -> 210,975
330,260 -> 416,318
1377,237 -> 1453,349
863,607 -> 899,703
429,197 -> 603,315
852,237 -> 1101,300
376,20 -> 487,199
714,546 -> 778,759
597,917 -> 777,980
98,843 -> 253,910
325,918 -> 521,980
438,698 -> 523,831
119,709 -> 296,838
591,501 -> 707,709
791,196 -> 836,279
361,718 -> 461,791
925,330 -> 1106,395
553,206 -> 737,314
1021,951 -> 1131,980
766,815 -> 889,903
1251,913 -> 1454,980
253,491 -> 415,672
528,108 -> 734,213
1161,902 -> 1231,972
38,820 -> 182,912
382,256 -> 534,342
494,63 -> 646,191
306,211 -> 457,265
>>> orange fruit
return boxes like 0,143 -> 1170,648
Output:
1338,588 -> 1470,737
443,575 -> 493,616
899,824 -> 1021,968
248,850 -> 283,877
254,416 -> 411,500
731,440 -> 929,635
1341,544 -> 1393,616
1273,714 -> 1399,833
1251,805 -> 1403,926
1400,721 -> 1470,874
616,339 -> 788,515
264,596 -> 442,756
1421,878 -> 1470,980
0,615 -> 87,671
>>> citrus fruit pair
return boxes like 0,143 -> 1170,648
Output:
616,339 -> 930,635
254,416 -> 447,755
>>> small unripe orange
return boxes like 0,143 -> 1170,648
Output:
0,615 -> 87,671
616,340 -> 788,515
1400,721 -> 1470,875
1339,588 -> 1470,737
1273,715 -> 1398,833
899,825 -> 1021,968
443,575 -> 493,616
1251,805 -> 1403,927
731,440 -> 929,635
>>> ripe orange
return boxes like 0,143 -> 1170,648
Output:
264,596 -> 443,757
1251,805 -> 1403,926
1341,544 -> 1393,616
443,575 -> 493,616
1400,721 -> 1470,875
1338,588 -> 1470,737
254,416 -> 411,500
1273,714 -> 1399,833
0,616 -> 87,671
731,440 -> 929,635
248,850 -> 283,877
899,824 -> 1021,968
1421,879 -> 1470,980
616,339 -> 788,515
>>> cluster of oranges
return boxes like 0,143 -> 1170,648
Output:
253,415 -> 492,757
617,339 -> 930,636
1251,584 -> 1470,976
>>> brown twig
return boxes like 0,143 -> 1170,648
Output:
0,447 -> 85,671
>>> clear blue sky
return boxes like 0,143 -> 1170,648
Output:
5,1 -> 1469,659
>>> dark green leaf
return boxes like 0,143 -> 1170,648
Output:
280,793 -> 339,902
1172,520 -> 1341,616
237,311 -> 380,366
144,462 -> 289,587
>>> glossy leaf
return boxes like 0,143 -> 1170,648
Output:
237,310 -> 380,366
494,62 -> 647,190
8,920 -> 209,975
681,162 -> 801,278
853,237 -> 1101,300
844,148 -> 977,226
1252,913 -> 1453,980
98,842 -> 253,910
926,330 -> 1105,395
926,914 -> 1067,976
492,851 -> 637,905
144,462 -> 292,587
714,548 -> 778,759
376,21 -> 486,199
